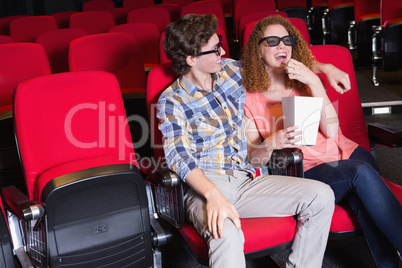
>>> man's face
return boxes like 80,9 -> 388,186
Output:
193,33 -> 226,74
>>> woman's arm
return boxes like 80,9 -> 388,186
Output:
245,117 -> 302,169
287,59 -> 340,138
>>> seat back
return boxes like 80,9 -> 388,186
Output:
153,3 -> 181,21
0,35 -> 13,44
239,11 -> 288,47
0,43 -> 51,114
310,45 -> 370,151
311,0 -> 328,8
69,11 -> 115,34
105,7 -> 131,24
69,32 -> 146,94
147,62 -> 179,161
13,71 -> 136,199
381,0 -> 402,25
127,7 -> 171,34
276,0 -> 307,20
50,11 -> 79,28
9,16 -> 58,42
242,17 -> 311,49
122,0 -> 154,10
82,0 -> 115,11
327,0 -> 353,10
354,0 -> 380,24
109,22 -> 160,70
162,0 -> 193,9
13,71 -> 152,267
35,28 -> 88,73
0,15 -> 30,35
234,0 -> 277,39
277,0 -> 307,10
181,1 -> 227,32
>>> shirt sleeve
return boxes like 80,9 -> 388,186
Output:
156,91 -> 200,181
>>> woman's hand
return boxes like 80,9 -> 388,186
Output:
263,125 -> 302,150
286,59 -> 321,87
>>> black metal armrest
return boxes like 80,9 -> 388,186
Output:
267,148 -> 304,178
144,162 -> 185,229
368,122 -> 402,148
1,185 -> 45,222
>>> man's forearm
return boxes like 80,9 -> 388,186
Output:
185,168 -> 221,200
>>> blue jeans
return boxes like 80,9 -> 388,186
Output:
305,146 -> 402,268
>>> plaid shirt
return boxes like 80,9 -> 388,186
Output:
157,58 -> 255,181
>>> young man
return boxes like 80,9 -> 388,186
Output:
157,14 -> 335,268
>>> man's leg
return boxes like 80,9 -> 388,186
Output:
233,173 -> 335,268
184,172 -> 246,268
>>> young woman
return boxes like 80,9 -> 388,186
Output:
242,15 -> 402,268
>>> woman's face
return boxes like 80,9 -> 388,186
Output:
259,24 -> 292,71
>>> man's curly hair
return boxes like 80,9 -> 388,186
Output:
241,15 -> 315,94
163,14 -> 218,75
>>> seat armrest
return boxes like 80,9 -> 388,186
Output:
368,122 -> 402,148
1,185 -> 45,221
372,25 -> 383,61
144,162 -> 185,229
267,148 -> 304,177
142,163 -> 181,188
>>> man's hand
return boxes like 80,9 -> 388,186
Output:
185,169 -> 241,240
205,188 -> 241,239
313,62 -> 351,94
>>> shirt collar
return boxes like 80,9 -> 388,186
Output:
179,72 -> 221,97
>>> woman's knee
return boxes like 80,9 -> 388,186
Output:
349,161 -> 381,185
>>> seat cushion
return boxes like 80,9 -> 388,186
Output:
330,204 -> 361,233
178,216 -> 296,260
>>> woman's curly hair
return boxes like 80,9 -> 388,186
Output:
241,15 -> 315,93
163,14 -> 218,75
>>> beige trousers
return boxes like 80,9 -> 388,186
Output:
184,169 -> 335,268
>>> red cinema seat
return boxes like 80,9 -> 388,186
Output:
181,1 -> 227,33
35,28 -> 88,73
0,43 -> 51,194
348,0 -> 380,66
109,22 -> 160,71
82,0 -> 115,11
310,44 -> 402,237
69,11 -> 115,34
50,11 -> 79,28
69,32 -> 146,97
122,0 -> 154,10
276,0 -> 307,21
0,71 -> 160,267
234,0 -> 277,40
9,16 -> 58,42
371,0 -> 402,85
0,15 -> 30,35
127,6 -> 171,34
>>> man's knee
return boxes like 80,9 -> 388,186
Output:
208,219 -> 245,267
308,181 -> 335,214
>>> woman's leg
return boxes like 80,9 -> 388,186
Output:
305,151 -> 402,266
349,146 -> 380,172
347,193 -> 400,267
